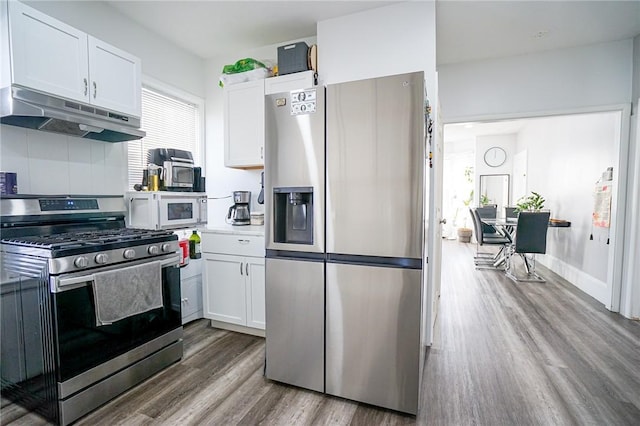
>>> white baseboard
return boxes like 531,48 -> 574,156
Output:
538,254 -> 609,305
210,320 -> 265,337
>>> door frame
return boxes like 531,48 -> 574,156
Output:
441,103 -> 632,312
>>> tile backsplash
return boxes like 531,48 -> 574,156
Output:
0,124 -> 127,195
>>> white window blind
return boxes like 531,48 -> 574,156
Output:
128,86 -> 201,189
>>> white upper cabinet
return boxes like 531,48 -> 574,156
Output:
224,79 -> 265,168
5,1 -> 142,117
223,71 -> 315,169
87,36 -> 141,116
7,1 -> 88,103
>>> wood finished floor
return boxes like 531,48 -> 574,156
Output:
2,240 -> 640,425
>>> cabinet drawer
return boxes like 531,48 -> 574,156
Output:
202,234 -> 265,257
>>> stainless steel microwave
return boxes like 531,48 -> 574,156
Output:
126,191 -> 207,230
163,159 -> 194,190
147,148 -> 194,191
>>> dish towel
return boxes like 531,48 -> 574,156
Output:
92,261 -> 163,326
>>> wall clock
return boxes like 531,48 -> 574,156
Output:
484,147 -> 507,167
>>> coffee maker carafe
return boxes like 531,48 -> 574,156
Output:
226,191 -> 251,226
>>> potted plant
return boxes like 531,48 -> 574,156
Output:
516,191 -> 545,212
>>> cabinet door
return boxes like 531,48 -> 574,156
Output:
245,257 -> 265,330
88,36 -> 141,117
8,1 -> 88,103
181,275 -> 203,324
224,79 -> 265,168
203,254 -> 246,326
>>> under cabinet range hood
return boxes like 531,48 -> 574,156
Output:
0,85 -> 145,142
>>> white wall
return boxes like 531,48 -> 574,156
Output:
318,1 -> 437,104
517,112 -> 618,302
203,36 -> 316,226
475,134 -> 516,205
439,40 -> 633,122
0,124 -> 126,195
621,34 -> 640,319
1,1 -> 205,196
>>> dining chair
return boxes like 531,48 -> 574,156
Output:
505,211 -> 551,282
476,205 -> 499,234
476,205 -> 497,218
470,208 -> 511,269
505,206 -> 518,220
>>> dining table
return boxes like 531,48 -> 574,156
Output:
479,217 -> 571,269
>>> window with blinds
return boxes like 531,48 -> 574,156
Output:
128,86 -> 202,189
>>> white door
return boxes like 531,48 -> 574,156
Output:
424,103 -> 443,346
224,79 -> 265,167
8,1 -> 88,103
203,254 -> 246,325
88,36 -> 141,117
246,257 -> 265,329
513,150 -> 528,203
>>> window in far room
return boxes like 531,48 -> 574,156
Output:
127,80 -> 204,190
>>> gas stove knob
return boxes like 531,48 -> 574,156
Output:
74,256 -> 88,268
147,245 -> 159,255
95,253 -> 109,264
161,243 -> 173,252
123,249 -> 136,259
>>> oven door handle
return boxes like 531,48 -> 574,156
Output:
53,255 -> 180,292
57,274 -> 97,289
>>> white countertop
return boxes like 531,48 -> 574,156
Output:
201,223 -> 265,236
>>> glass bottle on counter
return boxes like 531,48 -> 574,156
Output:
188,230 -> 201,259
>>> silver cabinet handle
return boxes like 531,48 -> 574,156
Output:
246,263 -> 249,276
238,239 -> 250,244
261,147 -> 264,159
93,81 -> 97,98
240,262 -> 243,275
83,78 -> 88,96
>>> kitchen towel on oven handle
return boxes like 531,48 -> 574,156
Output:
92,260 -> 163,326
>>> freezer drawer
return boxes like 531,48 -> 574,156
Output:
265,257 -> 324,393
325,262 -> 422,414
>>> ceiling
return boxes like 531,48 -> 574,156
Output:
105,1 -> 399,59
436,0 -> 640,65
104,1 -> 640,64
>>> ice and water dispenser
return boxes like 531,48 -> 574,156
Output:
273,187 -> 313,245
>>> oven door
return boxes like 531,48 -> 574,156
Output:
50,254 -> 181,389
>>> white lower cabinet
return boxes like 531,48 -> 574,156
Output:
180,258 -> 203,325
203,232 -> 265,333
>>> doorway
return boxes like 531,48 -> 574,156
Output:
442,108 -> 627,309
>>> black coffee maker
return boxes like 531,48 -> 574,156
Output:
226,191 -> 251,226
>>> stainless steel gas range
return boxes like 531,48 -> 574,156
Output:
0,195 -> 183,425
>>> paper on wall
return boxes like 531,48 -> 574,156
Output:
592,183 -> 611,228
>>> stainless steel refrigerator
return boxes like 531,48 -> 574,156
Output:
265,72 -> 425,415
